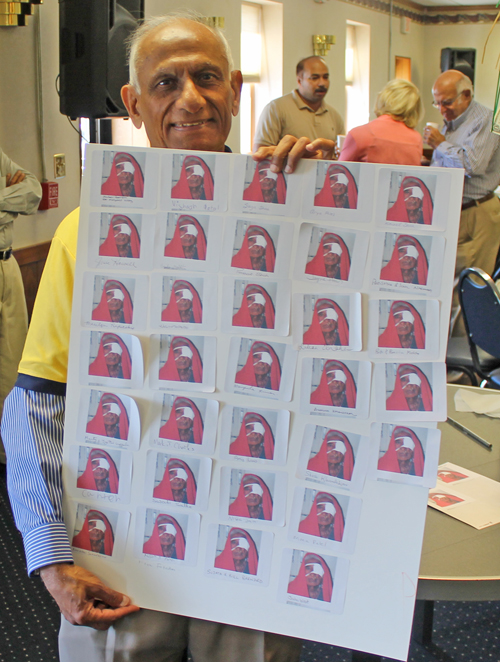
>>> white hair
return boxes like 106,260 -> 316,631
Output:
455,72 -> 474,96
127,10 -> 234,93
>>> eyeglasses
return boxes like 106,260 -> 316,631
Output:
432,91 -> 464,109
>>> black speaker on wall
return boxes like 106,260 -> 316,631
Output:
440,48 -> 476,85
59,0 -> 144,119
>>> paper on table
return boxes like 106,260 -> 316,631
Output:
454,388 -> 500,418
428,462 -> 500,529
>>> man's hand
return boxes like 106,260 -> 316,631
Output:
40,563 -> 140,630
6,170 -> 26,187
423,126 -> 445,150
253,136 -> 337,174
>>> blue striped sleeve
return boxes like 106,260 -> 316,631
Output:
1,385 -> 74,575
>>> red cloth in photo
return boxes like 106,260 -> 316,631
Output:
307,430 -> 354,480
89,334 -> 132,379
86,393 -> 129,439
378,301 -> 425,349
378,426 -> 425,476
159,337 -> 203,383
142,513 -> 186,559
164,215 -> 207,260
386,364 -> 433,411
235,341 -> 281,391
303,298 -> 349,346
92,280 -> 134,324
101,152 -> 144,197
438,471 -> 467,483
72,510 -> 114,556
310,360 -> 357,408
159,397 -> 204,444
242,160 -> 287,204
153,458 -> 197,504
305,233 -> 351,280
314,164 -> 358,209
232,283 -> 275,329
99,215 -> 141,258
380,235 -> 428,284
431,493 -> 463,507
171,156 -> 214,200
298,492 -> 345,541
386,176 -> 433,225
287,552 -> 333,602
76,448 -> 119,493
161,280 -> 203,323
228,473 -> 273,520
229,412 -> 275,460
231,225 -> 276,273
214,527 -> 259,574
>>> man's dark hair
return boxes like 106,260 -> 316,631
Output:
296,56 -> 326,76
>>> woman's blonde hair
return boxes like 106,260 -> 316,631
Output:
374,79 -> 423,129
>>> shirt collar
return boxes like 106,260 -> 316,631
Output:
444,99 -> 475,132
292,89 -> 327,115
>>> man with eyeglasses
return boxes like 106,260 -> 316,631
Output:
423,70 -> 500,325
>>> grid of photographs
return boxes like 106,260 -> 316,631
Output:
62,147 -> 463,657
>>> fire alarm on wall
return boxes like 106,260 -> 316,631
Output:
39,182 -> 59,210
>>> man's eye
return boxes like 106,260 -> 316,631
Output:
158,78 -> 176,88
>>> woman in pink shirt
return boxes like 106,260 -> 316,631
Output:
339,79 -> 423,165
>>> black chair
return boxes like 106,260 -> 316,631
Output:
458,267 -> 500,389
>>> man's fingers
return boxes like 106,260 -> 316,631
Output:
90,583 -> 132,609
6,170 -> 25,186
251,146 -> 275,163
305,138 -> 337,160
282,137 -> 312,173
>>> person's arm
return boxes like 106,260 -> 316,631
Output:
427,116 -> 499,177
253,101 -> 283,150
0,148 -> 42,215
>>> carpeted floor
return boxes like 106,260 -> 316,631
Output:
1,463 -> 498,662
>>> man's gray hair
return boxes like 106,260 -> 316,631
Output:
455,72 -> 474,96
127,10 -> 234,93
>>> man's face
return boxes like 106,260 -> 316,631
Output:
244,482 -> 263,507
400,370 -> 421,398
248,231 -> 266,258
322,237 -> 341,267
398,244 -> 417,270
116,158 -> 134,185
432,80 -> 471,122
297,59 -> 329,105
316,501 -> 334,526
173,344 -> 193,370
317,303 -> 337,333
179,222 -> 197,247
122,19 -> 242,152
231,538 -> 249,561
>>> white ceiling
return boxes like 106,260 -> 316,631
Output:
415,0 -> 499,7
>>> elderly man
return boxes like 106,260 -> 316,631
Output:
254,56 -> 344,151
2,10 -> 335,662
424,70 -> 500,322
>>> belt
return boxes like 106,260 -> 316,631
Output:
462,192 -> 495,211
0,248 -> 12,261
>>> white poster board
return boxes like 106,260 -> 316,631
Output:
62,146 -> 464,661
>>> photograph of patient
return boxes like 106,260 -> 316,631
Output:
231,222 -> 278,273
386,173 -> 435,225
101,151 -> 145,198
99,213 -> 141,259
142,511 -> 187,560
164,214 -> 208,261
171,154 -> 215,201
314,163 -> 358,209
91,277 -> 134,325
214,525 -> 260,575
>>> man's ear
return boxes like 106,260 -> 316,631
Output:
121,84 -> 144,129
231,70 -> 243,117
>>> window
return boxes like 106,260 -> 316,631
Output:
345,21 -> 370,132
240,1 -> 283,153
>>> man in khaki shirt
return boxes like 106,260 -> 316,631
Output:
254,56 -> 345,149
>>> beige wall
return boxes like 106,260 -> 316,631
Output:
0,0 -> 498,248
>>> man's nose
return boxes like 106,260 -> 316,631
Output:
176,78 -> 205,113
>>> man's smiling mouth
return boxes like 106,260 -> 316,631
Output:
172,120 -> 212,128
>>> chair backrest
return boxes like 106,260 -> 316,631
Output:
458,267 -> 500,359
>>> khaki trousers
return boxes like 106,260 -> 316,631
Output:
451,195 -> 500,336
0,256 -> 28,462
59,612 -> 303,662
